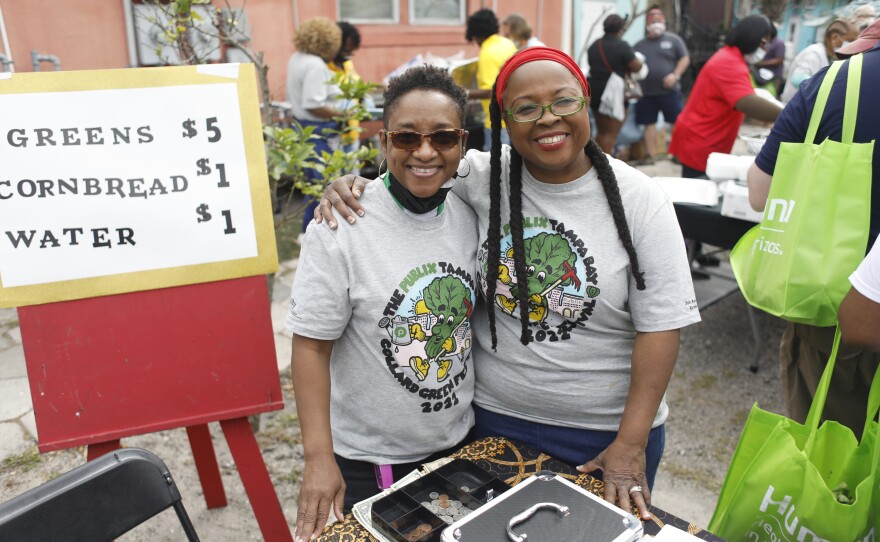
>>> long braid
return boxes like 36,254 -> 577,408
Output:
585,139 -> 646,290
507,147 -> 531,344
485,84 -> 505,350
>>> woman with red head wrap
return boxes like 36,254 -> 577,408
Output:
316,47 -> 699,520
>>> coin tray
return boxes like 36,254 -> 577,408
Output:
371,459 -> 509,542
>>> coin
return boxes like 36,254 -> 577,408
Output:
460,485 -> 470,493
429,491 -> 440,499
442,515 -> 454,524
420,501 -> 432,508
451,500 -> 462,509
439,494 -> 449,501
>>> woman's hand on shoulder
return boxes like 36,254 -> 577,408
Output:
577,439 -> 652,520
295,452 -> 346,542
315,175 -> 370,229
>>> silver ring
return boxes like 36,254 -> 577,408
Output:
628,485 -> 643,495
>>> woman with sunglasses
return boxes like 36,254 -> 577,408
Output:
286,65 -> 477,542
315,47 -> 700,521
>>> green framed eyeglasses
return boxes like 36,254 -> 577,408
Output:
505,96 -> 587,123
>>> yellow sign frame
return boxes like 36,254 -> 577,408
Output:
0,63 -> 278,308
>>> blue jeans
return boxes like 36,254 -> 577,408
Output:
295,118 -> 339,232
472,404 -> 665,489
634,91 -> 684,125
483,127 -> 510,151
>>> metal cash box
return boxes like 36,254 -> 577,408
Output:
440,471 -> 643,542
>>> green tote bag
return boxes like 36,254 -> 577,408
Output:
708,329 -> 880,541
731,55 -> 873,327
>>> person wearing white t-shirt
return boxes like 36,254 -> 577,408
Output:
780,19 -> 857,103
840,241 -> 880,351
286,17 -> 346,230
502,13 -> 545,50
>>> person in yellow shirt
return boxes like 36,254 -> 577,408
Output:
466,9 -> 518,150
327,22 -> 362,167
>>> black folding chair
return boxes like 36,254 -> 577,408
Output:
0,448 -> 199,541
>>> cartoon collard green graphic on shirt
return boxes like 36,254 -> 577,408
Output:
408,276 -> 473,381
496,232 -> 581,323
379,263 -> 475,412
479,219 -> 600,343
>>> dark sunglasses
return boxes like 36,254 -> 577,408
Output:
384,129 -> 465,151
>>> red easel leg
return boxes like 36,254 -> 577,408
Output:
86,439 -> 121,461
220,417 -> 293,542
186,424 -> 228,509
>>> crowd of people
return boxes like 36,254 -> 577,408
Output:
281,5 -> 880,541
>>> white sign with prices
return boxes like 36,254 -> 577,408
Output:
0,82 -> 258,288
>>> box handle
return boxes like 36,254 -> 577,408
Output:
506,502 -> 570,542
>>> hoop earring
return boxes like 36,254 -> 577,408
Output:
456,156 -> 471,178
378,158 -> 387,176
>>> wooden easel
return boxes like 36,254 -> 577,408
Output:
18,275 -> 292,541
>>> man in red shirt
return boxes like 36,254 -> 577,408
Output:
669,15 -> 782,177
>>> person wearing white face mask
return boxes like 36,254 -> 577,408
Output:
851,4 -> 878,32
780,18 -> 857,103
669,14 -> 783,178
754,24 -> 785,95
633,8 -> 690,164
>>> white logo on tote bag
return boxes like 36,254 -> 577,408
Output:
766,199 -> 796,223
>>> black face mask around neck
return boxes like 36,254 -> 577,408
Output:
386,172 -> 451,215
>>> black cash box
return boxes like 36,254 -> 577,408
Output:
370,459 -> 510,542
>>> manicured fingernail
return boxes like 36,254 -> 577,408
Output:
353,190 -> 361,197
329,221 -> 337,229
357,210 -> 365,217
575,465 -> 585,472
347,216 -> 356,224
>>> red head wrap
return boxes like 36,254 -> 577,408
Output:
494,46 -> 590,106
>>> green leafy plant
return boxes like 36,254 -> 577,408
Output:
265,71 -> 379,232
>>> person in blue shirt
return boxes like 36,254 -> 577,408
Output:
746,19 -> 880,437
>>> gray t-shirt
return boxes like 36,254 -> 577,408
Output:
286,180 -> 479,464
454,147 -> 700,431
634,33 -> 689,97
285,51 -> 340,122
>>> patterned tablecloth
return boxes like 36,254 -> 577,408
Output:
316,437 -> 725,541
